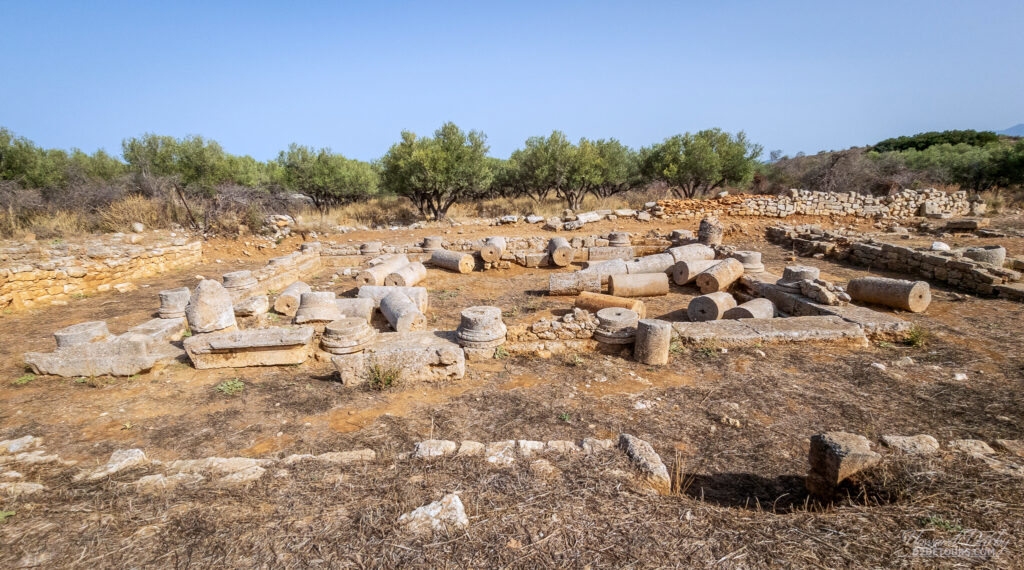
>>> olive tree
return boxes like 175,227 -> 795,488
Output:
641,129 -> 762,198
379,122 -> 492,220
277,144 -> 378,214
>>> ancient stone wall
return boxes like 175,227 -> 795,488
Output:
766,225 -> 1023,299
1,237 -> 202,310
658,188 -> 970,220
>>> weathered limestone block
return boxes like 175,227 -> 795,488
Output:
222,270 -> 257,291
480,237 -> 506,263
806,432 -> 881,497
24,335 -> 176,377
385,261 -> 427,287
696,258 -> 744,294
357,285 -> 429,313
273,281 -> 311,317
398,493 -> 469,535
624,253 -> 675,275
331,331 -> 465,384
671,259 -> 718,286
588,246 -> 634,262
618,434 -> 671,494
455,306 -> 507,348
358,254 -> 411,286
380,292 -> 426,332
234,295 -> 269,317
413,440 -> 458,458
779,265 -> 820,285
185,280 -> 237,333
321,318 -> 377,354
158,287 -> 191,319
697,216 -> 724,246
548,271 -> 601,296
294,291 -> 343,324
722,298 -> 775,320
335,297 -> 375,323
634,319 -> 672,365
430,249 -> 474,273
847,277 -> 931,313
361,242 -> 382,255
123,317 -> 188,348
547,237 -> 574,267
608,273 -> 669,297
608,232 -> 631,247
183,326 -> 314,369
573,291 -> 646,318
54,321 -> 111,348
672,316 -> 868,347
593,307 -> 639,344
687,292 -> 737,322
880,434 -> 940,455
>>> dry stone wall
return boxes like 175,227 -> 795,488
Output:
658,188 -> 969,220
766,225 -> 1023,299
1,236 -> 202,310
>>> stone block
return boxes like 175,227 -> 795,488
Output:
671,316 -> 867,347
183,326 -> 314,369
331,331 -> 465,385
806,432 -> 881,497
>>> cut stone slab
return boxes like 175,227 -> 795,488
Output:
398,493 -> 469,535
331,331 -> 465,385
618,434 -> 671,494
806,432 -> 881,497
123,317 -> 188,348
184,326 -> 314,369
54,321 -> 111,348
414,440 -> 457,458
759,284 -> 912,336
948,439 -> 995,455
24,334 -> 181,378
880,434 -> 940,455
672,316 -> 867,347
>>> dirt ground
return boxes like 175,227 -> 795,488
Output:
1,214 -> 1023,567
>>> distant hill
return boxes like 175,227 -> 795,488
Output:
997,123 -> 1024,137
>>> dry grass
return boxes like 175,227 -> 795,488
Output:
96,195 -> 166,233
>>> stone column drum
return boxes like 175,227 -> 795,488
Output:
634,319 -> 672,365
294,291 -> 343,324
687,292 -> 737,321
455,306 -> 507,349
608,232 -> 631,247
730,251 -> 765,273
158,287 -> 191,319
593,307 -> 639,344
321,318 -> 377,354
697,217 -> 724,246
274,281 -> 312,317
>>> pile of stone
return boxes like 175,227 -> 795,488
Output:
774,266 -> 851,306
332,331 -> 465,385
506,308 -> 600,343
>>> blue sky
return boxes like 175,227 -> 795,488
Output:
1,0 -> 1021,161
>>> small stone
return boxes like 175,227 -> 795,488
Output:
806,432 -> 881,497
457,441 -> 485,456
414,440 -> 457,458
948,439 -> 994,455
953,373 -> 968,381
880,435 -> 940,455
218,465 -> 266,484
518,440 -> 545,457
485,441 -> 516,466
81,449 -> 148,481
618,434 -> 671,494
398,493 -> 469,535
870,362 -> 887,371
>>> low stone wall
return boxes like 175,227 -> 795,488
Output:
321,234 -> 672,269
766,225 -> 1022,298
1,237 -> 202,310
658,188 -> 970,220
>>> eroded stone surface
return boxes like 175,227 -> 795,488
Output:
618,434 -> 671,494
398,493 -> 469,535
880,435 -> 940,455
806,432 -> 881,497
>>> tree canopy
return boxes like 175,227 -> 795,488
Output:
276,144 -> 379,213
873,130 -> 1000,153
641,129 -> 762,198
379,122 -> 492,220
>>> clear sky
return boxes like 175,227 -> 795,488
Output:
1,0 -> 1021,161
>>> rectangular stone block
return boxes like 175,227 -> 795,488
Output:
184,326 -> 314,369
672,316 -> 867,347
332,331 -> 465,385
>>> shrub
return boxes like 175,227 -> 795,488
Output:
904,325 -> 931,348
215,379 -> 245,395
97,194 -> 163,232
366,364 -> 400,390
